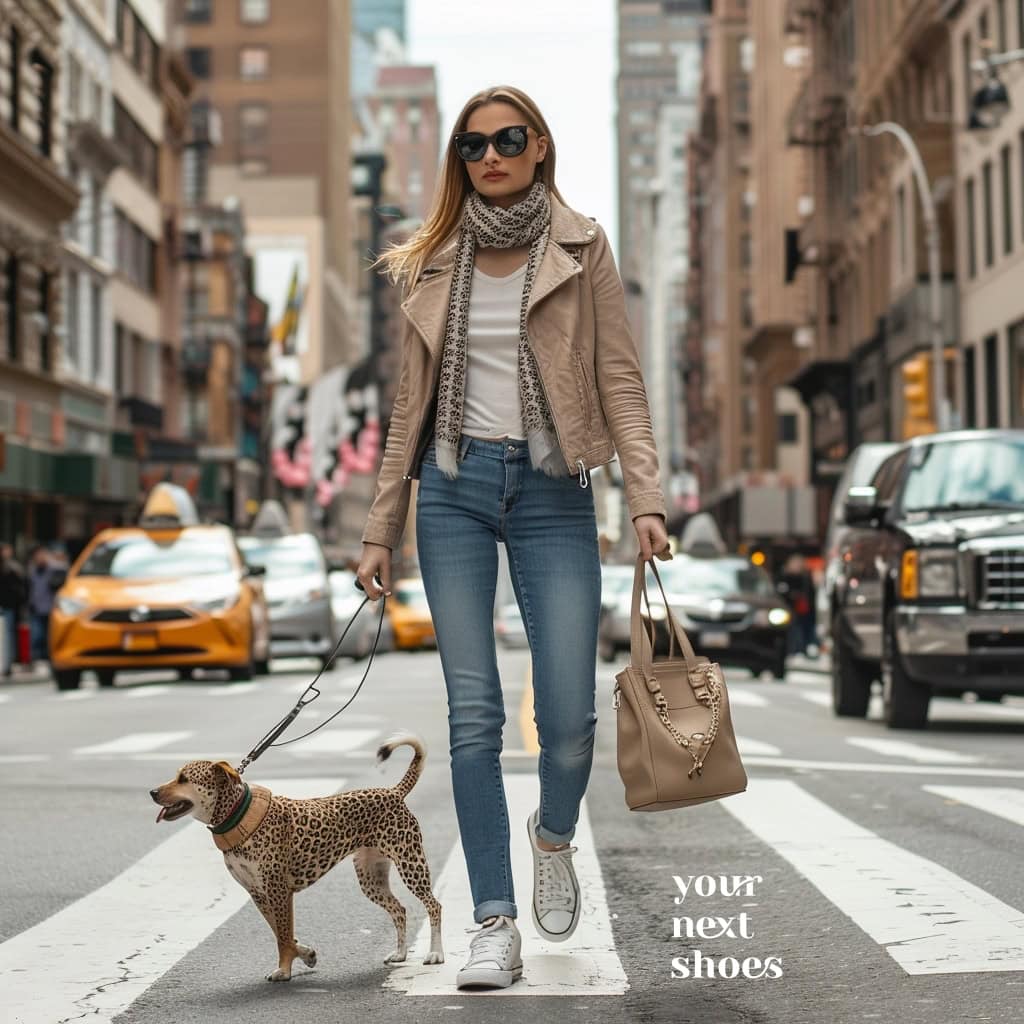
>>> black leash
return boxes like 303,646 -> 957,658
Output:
235,576 -> 387,776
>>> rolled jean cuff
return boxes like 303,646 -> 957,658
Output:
474,899 -> 517,923
535,819 -> 576,845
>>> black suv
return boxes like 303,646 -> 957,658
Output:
831,429 -> 1024,729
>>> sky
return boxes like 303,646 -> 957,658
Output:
406,0 -> 618,254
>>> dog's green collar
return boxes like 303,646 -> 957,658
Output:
210,783 -> 252,835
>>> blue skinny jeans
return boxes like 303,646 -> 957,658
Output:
415,433 -> 602,923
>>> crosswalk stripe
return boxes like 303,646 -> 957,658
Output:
205,682 -> 260,696
384,774 -> 628,995
123,685 -> 174,699
797,690 -> 832,707
285,728 -> 380,754
740,755 -> 1024,778
736,736 -> 782,756
0,692 -> 11,703
51,690 -> 94,701
924,785 -> 1024,827
720,779 -> 1024,974
846,737 -> 981,764
0,776 -> 345,1023
74,732 -> 194,755
0,754 -> 49,763
726,689 -> 768,707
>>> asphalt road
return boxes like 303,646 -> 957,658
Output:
1,643 -> 1023,1024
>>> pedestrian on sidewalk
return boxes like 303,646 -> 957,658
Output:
0,544 -> 26,678
27,546 -> 59,667
358,85 -> 671,990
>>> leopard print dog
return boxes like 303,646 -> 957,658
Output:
150,734 -> 444,982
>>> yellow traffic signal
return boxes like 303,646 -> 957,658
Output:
901,355 -> 935,438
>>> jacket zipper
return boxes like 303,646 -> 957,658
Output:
575,349 -> 594,432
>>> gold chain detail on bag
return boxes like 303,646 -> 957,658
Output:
649,664 -> 722,778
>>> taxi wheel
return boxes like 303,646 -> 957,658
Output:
254,658 -> 270,676
97,670 -> 116,687
54,669 -> 81,691
228,663 -> 252,682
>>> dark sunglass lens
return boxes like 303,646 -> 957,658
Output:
495,126 -> 528,155
456,133 -> 487,161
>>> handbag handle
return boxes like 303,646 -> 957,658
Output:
628,553 -> 699,676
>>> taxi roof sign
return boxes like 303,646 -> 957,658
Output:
139,482 -> 199,528
250,499 -> 291,538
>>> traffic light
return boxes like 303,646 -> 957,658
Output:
901,355 -> 935,439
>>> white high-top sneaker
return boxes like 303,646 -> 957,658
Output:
455,915 -> 523,989
527,808 -> 581,942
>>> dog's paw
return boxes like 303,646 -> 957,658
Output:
422,951 -> 445,965
265,968 -> 292,982
383,949 -> 408,964
299,948 -> 317,968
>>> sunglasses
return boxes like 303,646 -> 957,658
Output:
453,125 -> 530,162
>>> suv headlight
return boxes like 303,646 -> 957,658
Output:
755,607 -> 791,627
901,548 -> 958,599
56,595 -> 87,616
191,590 -> 241,613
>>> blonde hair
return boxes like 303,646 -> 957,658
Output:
375,85 -> 567,288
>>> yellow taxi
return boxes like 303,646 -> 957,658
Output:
49,483 -> 271,690
388,577 -> 436,651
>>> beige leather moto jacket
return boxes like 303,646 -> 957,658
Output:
361,194 -> 667,550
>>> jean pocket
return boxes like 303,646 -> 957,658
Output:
420,443 -> 438,467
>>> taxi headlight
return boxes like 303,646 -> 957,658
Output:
191,590 -> 241,614
55,595 -> 87,616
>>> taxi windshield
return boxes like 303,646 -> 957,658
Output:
237,536 -> 322,578
78,535 -> 233,579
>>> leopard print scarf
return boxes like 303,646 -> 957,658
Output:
432,180 -> 567,479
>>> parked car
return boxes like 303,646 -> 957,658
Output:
388,577 -> 436,650
600,563 -> 635,610
494,601 -> 529,648
598,553 -> 791,677
237,529 -> 338,670
328,569 -> 394,659
831,429 -> 1024,729
817,441 -> 900,646
49,483 -> 270,690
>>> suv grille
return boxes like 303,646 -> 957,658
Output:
980,550 -> 1024,607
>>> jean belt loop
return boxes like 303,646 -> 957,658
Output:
458,434 -> 473,462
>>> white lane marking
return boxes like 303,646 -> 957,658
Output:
51,690 -> 94,701
286,728 -> 380,755
721,780 -> 1024,974
386,774 -> 628,996
786,671 -> 828,686
0,776 -> 345,1023
797,690 -> 832,707
741,755 -> 1024,778
924,786 -> 1024,828
0,754 -> 49,763
726,689 -> 768,708
0,692 -> 11,703
846,737 -> 981,765
123,685 -> 174,699
205,682 -> 260,696
74,732 -> 194,755
736,736 -> 782,757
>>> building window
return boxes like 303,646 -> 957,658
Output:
240,157 -> 268,176
90,281 -> 102,380
5,255 -> 19,361
30,50 -> 53,158
184,0 -> 212,23
983,159 -> 995,267
240,0 -> 270,23
1002,143 -> 1014,256
896,183 -> 908,274
1019,0 -> 1024,47
964,343 -> 977,429
966,176 -> 977,279
66,272 -> 79,371
186,47 -> 211,79
998,0 -> 1009,49
1012,321 -> 1024,427
239,46 -> 269,80
114,101 -> 159,191
9,26 -> 20,131
115,210 -> 156,293
90,177 -> 102,258
985,332 -> 1000,427
238,103 -> 269,146
962,31 -> 973,125
116,0 -> 160,90
777,412 -> 798,444
38,271 -> 51,372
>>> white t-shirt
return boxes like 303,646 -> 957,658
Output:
461,263 -> 528,441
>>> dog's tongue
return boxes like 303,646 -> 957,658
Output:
156,806 -> 167,823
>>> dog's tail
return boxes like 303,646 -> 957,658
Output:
375,733 -> 426,800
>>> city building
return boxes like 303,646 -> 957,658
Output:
0,0 -> 79,548
948,0 -> 1024,430
353,0 -> 405,44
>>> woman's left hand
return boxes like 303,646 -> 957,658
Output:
634,514 -> 672,562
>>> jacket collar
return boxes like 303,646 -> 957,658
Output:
401,193 -> 598,361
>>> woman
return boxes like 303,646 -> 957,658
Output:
357,85 -> 670,989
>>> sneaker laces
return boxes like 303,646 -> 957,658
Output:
536,845 -> 579,910
463,917 -> 514,965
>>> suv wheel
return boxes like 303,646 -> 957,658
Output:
881,609 -> 930,729
831,624 -> 873,718
54,669 -> 81,691
598,634 -> 617,663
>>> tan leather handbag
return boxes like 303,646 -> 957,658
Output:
614,554 -> 747,811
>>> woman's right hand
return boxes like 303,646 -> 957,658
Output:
357,543 -> 393,600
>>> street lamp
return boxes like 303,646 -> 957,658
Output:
967,43 -> 1021,130
860,121 -> 951,432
